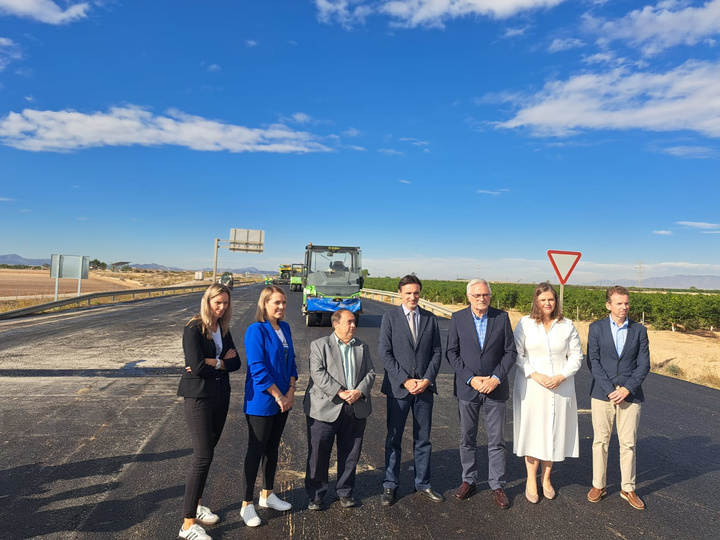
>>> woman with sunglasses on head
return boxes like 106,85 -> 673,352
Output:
177,283 -> 240,540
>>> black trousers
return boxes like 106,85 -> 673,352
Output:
305,403 -> 367,501
242,412 -> 289,502
182,390 -> 230,519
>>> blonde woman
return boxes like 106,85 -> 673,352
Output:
177,284 -> 240,540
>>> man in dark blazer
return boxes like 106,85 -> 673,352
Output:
303,309 -> 376,510
587,286 -> 650,510
378,275 -> 443,507
446,278 -> 516,508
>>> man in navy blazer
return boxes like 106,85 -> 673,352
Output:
378,275 -> 443,507
446,278 -> 516,508
587,286 -> 650,510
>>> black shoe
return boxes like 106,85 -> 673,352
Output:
415,487 -> 445,503
381,488 -> 396,507
336,495 -> 356,508
308,499 -> 322,511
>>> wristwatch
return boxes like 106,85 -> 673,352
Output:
215,359 -> 222,370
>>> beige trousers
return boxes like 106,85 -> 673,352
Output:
590,398 -> 641,492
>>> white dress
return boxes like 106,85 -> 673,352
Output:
512,316 -> 583,461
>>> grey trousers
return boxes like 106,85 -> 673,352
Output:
458,396 -> 507,489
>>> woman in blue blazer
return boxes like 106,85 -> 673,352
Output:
240,286 -> 298,527
177,284 -> 241,540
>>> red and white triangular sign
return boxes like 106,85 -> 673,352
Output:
547,250 -> 582,285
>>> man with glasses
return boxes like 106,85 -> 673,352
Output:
446,279 -> 517,508
303,309 -> 376,510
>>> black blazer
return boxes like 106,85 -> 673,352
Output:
446,306 -> 517,402
177,319 -> 242,398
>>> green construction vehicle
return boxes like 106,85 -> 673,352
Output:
276,264 -> 291,285
290,263 -> 304,292
302,244 -> 363,326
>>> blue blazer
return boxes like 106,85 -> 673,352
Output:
243,320 -> 299,416
587,317 -> 650,403
379,306 -> 442,398
446,306 -> 517,402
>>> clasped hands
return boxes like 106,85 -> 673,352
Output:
608,386 -> 630,405
338,388 -> 362,405
470,375 -> 499,394
403,378 -> 430,395
530,372 -> 566,390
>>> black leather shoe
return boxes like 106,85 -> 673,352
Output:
415,487 -> 445,503
337,495 -> 356,508
381,488 -> 396,507
308,499 -> 322,511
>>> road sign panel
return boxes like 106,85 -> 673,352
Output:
547,250 -> 582,285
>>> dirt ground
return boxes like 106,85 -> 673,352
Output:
0,268 -> 140,298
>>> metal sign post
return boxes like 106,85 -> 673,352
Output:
50,254 -> 90,301
212,229 -> 265,283
547,250 -> 582,310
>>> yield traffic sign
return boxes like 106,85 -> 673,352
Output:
547,250 -> 582,285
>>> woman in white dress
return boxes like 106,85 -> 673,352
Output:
513,282 -> 583,503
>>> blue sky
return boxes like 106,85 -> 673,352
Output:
1,0 -> 719,284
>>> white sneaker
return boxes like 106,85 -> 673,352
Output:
259,492 -> 292,511
178,523 -> 212,540
196,505 -> 219,525
240,504 -> 261,527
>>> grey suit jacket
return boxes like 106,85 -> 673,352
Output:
379,306 -> 442,398
303,333 -> 376,422
587,317 -> 650,403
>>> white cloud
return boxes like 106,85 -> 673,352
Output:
348,144 -> 367,151
477,188 -> 509,195
378,148 -> 403,155
0,0 -> 89,25
399,136 -> 430,146
0,37 -> 22,71
398,179 -> 411,183
0,197 -> 14,201
548,37 -> 584,52
206,64 -> 221,72
662,145 -> 718,158
245,39 -> 258,47
496,60 -> 720,137
0,106 -> 333,154
676,220 -> 719,229
584,0 -> 720,56
24,95 -> 35,102
653,230 -> 672,235
343,127 -> 361,137
701,230 -> 720,234
315,0 -> 567,29
503,27 -> 527,38
291,112 -> 312,124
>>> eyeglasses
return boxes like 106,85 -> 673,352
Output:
469,293 -> 491,300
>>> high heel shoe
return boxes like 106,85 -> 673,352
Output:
543,485 -> 556,500
525,487 -> 539,504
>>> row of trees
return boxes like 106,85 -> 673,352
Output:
364,278 -> 720,331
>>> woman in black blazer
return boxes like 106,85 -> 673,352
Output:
177,284 -> 241,540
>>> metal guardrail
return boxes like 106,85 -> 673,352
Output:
0,282 -> 254,321
360,288 -> 456,319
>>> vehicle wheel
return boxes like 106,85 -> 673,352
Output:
305,313 -> 312,327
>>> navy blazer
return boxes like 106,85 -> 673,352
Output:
587,317 -> 650,403
379,306 -> 442,398
244,320 -> 299,416
446,306 -> 517,402
177,319 -> 242,398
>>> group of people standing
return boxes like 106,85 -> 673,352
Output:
175,275 -> 650,539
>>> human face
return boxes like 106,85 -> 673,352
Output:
536,291 -> 556,321
606,293 -> 629,324
209,293 -> 230,322
265,292 -> 287,323
399,283 -> 421,311
333,311 -> 357,343
467,282 -> 491,316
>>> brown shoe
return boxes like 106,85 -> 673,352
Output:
491,488 -> 510,509
587,487 -> 607,503
620,490 -> 645,510
454,481 -> 476,500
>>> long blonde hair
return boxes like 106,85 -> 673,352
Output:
255,285 -> 286,323
188,283 -> 232,338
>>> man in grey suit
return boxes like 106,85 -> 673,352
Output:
446,278 -> 516,508
587,286 -> 650,510
303,309 -> 376,510
379,275 -> 443,507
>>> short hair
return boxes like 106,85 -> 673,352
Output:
530,282 -> 563,323
189,283 -> 232,338
466,278 -> 492,295
606,285 -> 630,303
255,285 -> 286,322
398,274 -> 422,291
331,308 -> 353,325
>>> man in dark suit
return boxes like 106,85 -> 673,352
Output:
587,286 -> 650,510
303,309 -> 376,510
446,278 -> 517,508
378,275 -> 443,507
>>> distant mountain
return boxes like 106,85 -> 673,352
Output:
202,267 -> 278,275
0,254 -> 51,266
133,263 -> 186,271
588,275 -> 720,290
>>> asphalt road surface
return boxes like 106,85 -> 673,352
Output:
0,283 -> 718,540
